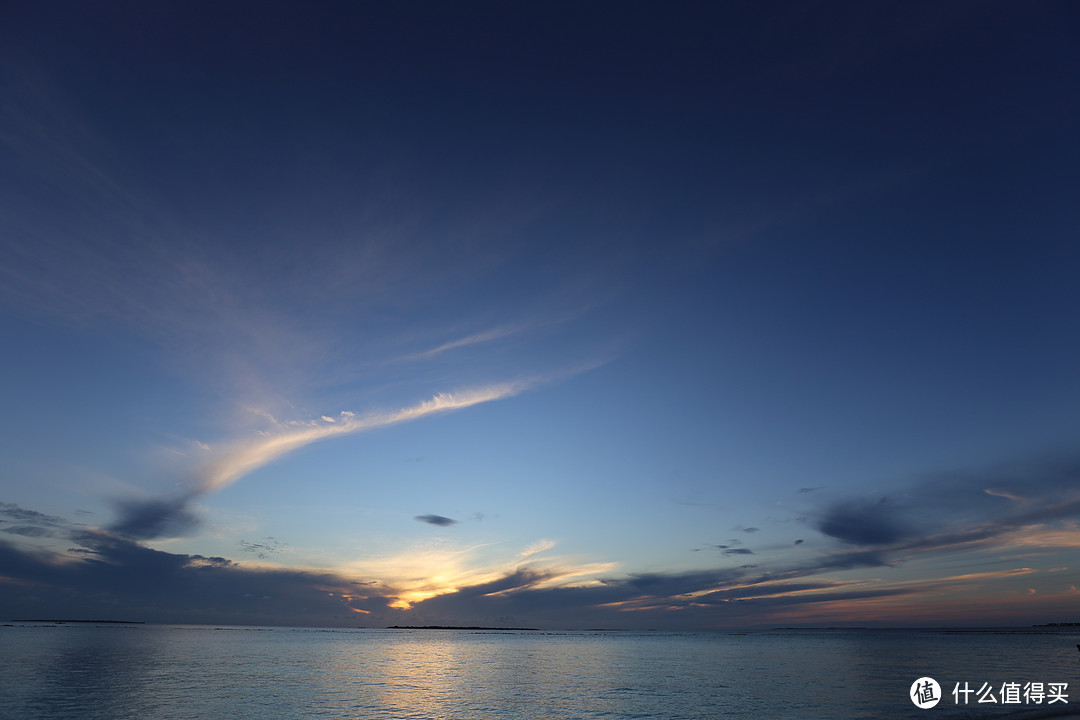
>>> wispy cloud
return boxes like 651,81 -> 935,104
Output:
237,536 -> 286,559
520,539 -> 556,559
102,383 -> 536,540
402,324 -> 523,361
199,383 -> 532,495
3,73 -> 602,418
984,487 -> 1024,502
0,502 -> 73,528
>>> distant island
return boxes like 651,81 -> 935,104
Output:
1033,622 -> 1080,627
772,626 -> 868,630
28,619 -> 145,624
387,625 -> 539,631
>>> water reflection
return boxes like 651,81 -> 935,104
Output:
3,625 -> 1078,719
11,625 -> 161,719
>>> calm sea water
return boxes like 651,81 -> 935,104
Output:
2,624 -> 1078,719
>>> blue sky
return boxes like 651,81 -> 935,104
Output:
2,1 -> 1079,628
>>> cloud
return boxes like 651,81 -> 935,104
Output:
0,73 -> 606,417
0,532 -> 397,625
984,488 -> 1023,502
401,560 -> 948,629
2,525 -> 55,538
519,539 -> 555,558
816,498 -> 913,546
786,453 -> 1080,605
6,452 -> 1080,628
0,488 -> 1075,629
415,515 -> 458,527
403,324 -> 522,361
335,538 -> 601,609
108,495 -> 200,540
0,529 -> 812,627
103,384 -> 534,541
800,548 -> 890,571
0,502 -> 71,528
238,537 -> 286,559
0,502 -> 84,541
199,384 -> 532,495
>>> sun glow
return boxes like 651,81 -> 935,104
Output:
337,538 -> 615,610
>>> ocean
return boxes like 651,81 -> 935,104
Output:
2,624 -> 1078,719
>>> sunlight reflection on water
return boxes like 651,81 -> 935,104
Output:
2,625 -> 1078,719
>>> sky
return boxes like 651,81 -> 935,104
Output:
1,1 -> 1079,629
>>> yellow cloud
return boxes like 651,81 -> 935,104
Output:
1006,523 -> 1080,549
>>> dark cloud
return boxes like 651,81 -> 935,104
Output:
816,498 -> 912,546
0,532 -> 397,626
415,514 -> 458,527
2,525 -> 54,538
0,502 -> 72,528
740,527 -> 760,533
794,539 -> 804,545
0,502 -> 82,541
724,548 -> 754,555
809,452 -> 1080,560
798,487 -> 824,494
109,495 -> 199,540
